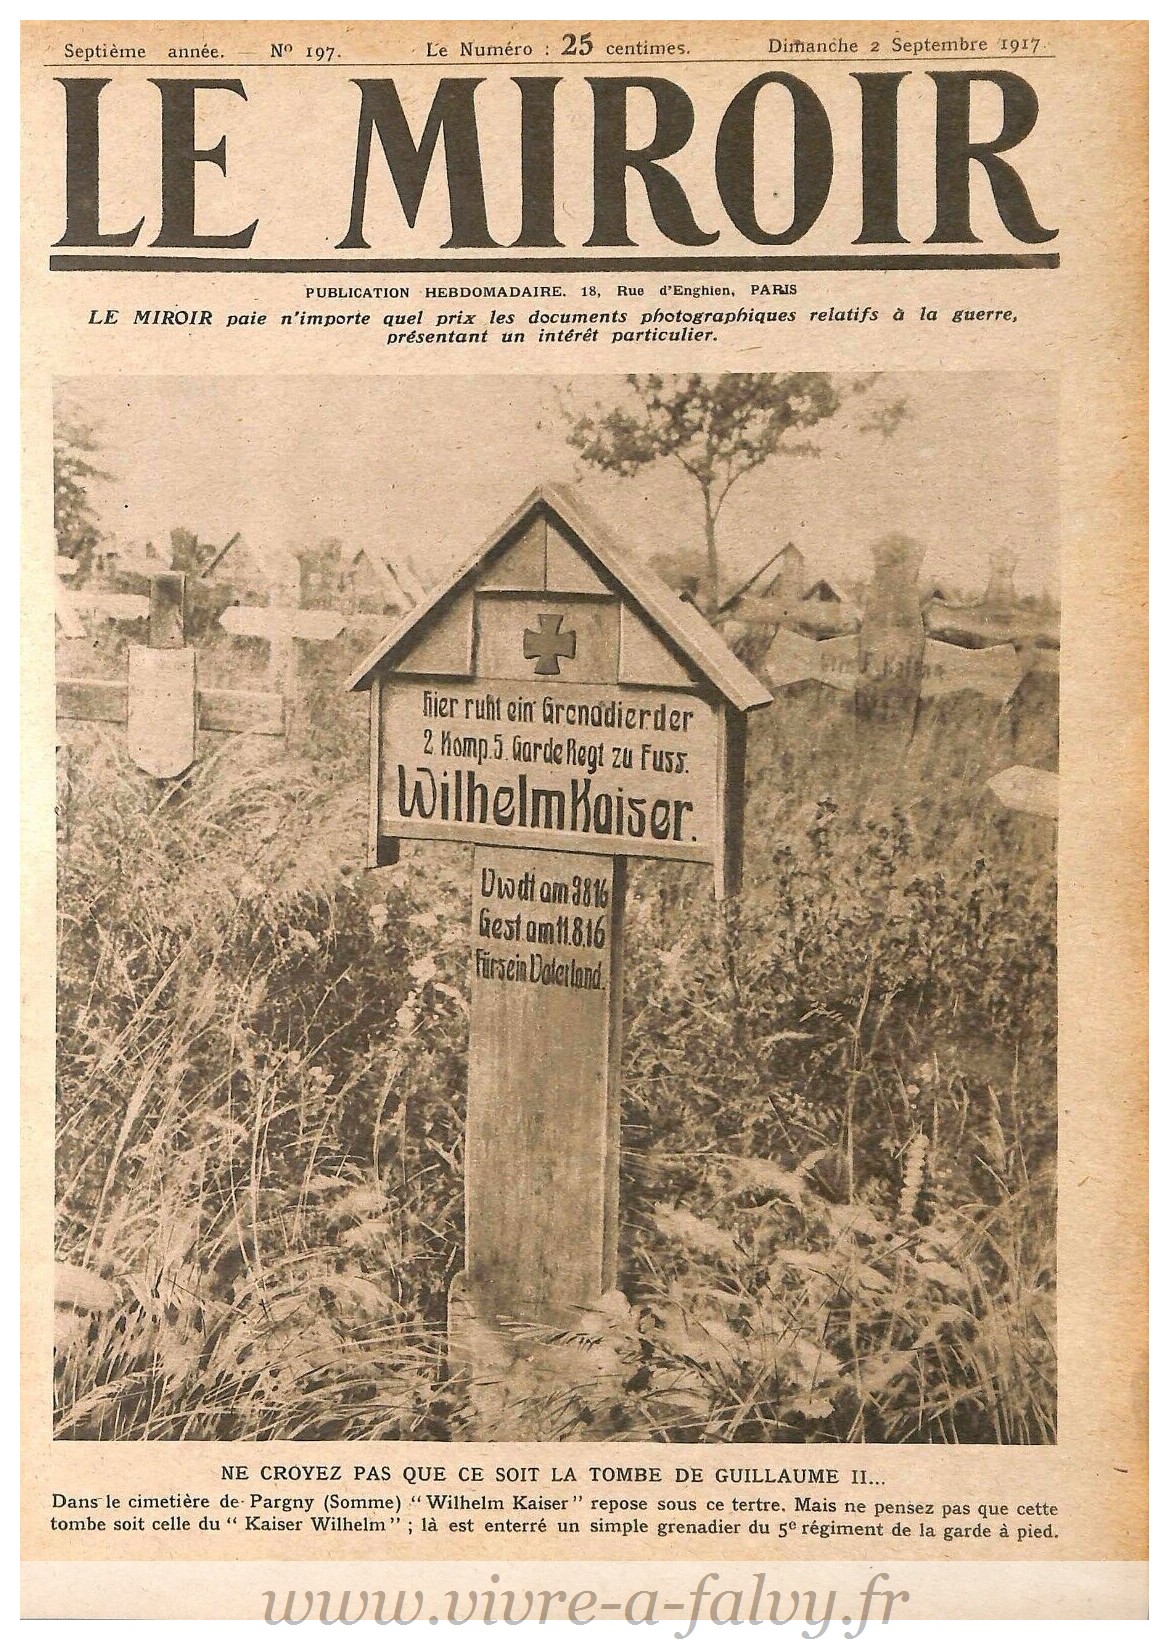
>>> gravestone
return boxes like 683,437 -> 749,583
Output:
347,485 -> 770,1429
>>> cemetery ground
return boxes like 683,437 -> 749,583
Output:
54,642 -> 1057,1445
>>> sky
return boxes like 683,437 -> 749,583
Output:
58,372 -> 1059,598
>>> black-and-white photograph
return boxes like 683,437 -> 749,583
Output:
53,371 -> 1058,1444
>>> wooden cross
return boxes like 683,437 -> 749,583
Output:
348,486 -> 771,1429
56,572 -> 285,777
55,576 -> 86,640
55,556 -> 151,639
522,611 -> 577,676
219,601 -> 346,692
763,627 -> 1025,704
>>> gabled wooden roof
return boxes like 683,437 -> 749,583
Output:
347,484 -> 772,713
803,578 -> 857,607
718,541 -> 802,612
348,545 -> 410,603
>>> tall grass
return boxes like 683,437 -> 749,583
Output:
55,676 -> 1057,1442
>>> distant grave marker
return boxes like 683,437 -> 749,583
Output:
818,634 -> 862,692
857,534 -> 927,732
219,601 -> 346,692
921,639 -> 1022,702
55,561 -> 151,638
762,625 -> 1023,705
988,764 -> 1058,819
57,573 -> 286,775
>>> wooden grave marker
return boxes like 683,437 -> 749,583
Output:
219,601 -> 347,692
856,534 -> 927,731
54,571 -> 86,640
763,623 -> 1026,705
347,485 -> 770,1419
57,572 -> 285,776
55,557 -> 151,640
988,764 -> 1059,819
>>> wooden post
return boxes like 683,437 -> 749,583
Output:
148,571 -> 186,649
129,574 -> 196,778
856,533 -> 927,738
464,848 -> 625,1323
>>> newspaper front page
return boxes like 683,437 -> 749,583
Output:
21,18 -> 1147,1622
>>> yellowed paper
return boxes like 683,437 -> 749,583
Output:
22,19 -> 1147,1622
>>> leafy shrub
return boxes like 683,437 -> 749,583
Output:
55,679 -> 1056,1442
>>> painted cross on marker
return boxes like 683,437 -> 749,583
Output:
523,611 -> 576,676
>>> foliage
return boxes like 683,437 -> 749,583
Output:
55,736 -> 467,1438
54,416 -> 111,573
648,547 -> 709,602
54,671 -> 1056,1444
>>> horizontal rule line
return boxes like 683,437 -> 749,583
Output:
42,56 -> 1058,67
49,253 -> 1060,274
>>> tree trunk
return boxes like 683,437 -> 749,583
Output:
701,488 -> 719,615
